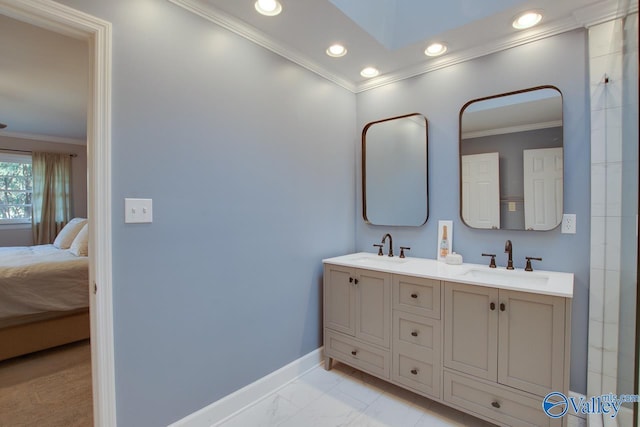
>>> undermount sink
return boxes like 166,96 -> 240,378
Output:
460,268 -> 549,287
349,254 -> 409,266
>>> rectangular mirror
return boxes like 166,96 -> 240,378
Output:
459,86 -> 563,231
363,113 -> 428,226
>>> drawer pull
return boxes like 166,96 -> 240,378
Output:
351,350 -> 357,356
410,293 -> 418,299
491,401 -> 501,409
411,331 -> 418,337
410,369 -> 418,375
490,302 -> 496,311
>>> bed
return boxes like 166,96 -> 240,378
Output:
0,220 -> 90,361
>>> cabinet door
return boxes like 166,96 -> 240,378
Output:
355,268 -> 391,348
324,264 -> 356,336
444,282 -> 498,381
498,290 -> 565,396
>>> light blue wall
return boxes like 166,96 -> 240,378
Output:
58,1 -> 356,425
355,30 -> 590,394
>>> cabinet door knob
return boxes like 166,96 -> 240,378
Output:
410,293 -> 418,299
490,302 -> 496,311
411,331 -> 418,337
500,303 -> 506,312
351,350 -> 357,356
410,369 -> 418,375
354,279 -> 359,285
491,401 -> 501,409
349,277 -> 353,283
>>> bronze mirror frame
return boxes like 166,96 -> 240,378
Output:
362,113 -> 429,227
459,85 -> 564,231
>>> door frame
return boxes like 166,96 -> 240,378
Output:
0,0 -> 115,425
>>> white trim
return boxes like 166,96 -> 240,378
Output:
167,0 -> 356,93
167,0 -> 636,94
169,347 -> 324,427
461,120 -> 563,140
0,131 -> 86,146
0,1 -> 116,426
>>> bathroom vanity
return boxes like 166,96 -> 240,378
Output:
323,252 -> 573,427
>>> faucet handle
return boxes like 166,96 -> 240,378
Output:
481,253 -> 497,268
373,244 -> 383,256
399,247 -> 411,258
525,257 -> 542,272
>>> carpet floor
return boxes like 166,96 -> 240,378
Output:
0,340 -> 93,427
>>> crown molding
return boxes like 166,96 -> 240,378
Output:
573,0 -> 638,27
168,0 -> 356,92
0,130 -> 86,145
462,120 -> 563,140
355,14 -> 591,92
168,0 -> 637,94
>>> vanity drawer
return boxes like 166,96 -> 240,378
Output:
393,353 -> 440,399
325,330 -> 390,379
393,275 -> 441,319
394,311 -> 440,352
443,371 -> 561,427
392,311 -> 441,398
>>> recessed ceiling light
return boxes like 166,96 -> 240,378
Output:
512,11 -> 542,29
424,42 -> 448,57
255,0 -> 282,16
326,44 -> 347,58
360,67 -> 379,78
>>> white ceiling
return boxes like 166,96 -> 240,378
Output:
0,14 -> 88,144
0,0 -> 635,142
173,0 -> 635,91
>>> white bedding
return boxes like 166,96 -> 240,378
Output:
0,244 -> 89,319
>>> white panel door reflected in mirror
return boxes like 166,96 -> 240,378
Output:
363,113 -> 428,226
460,86 -> 563,231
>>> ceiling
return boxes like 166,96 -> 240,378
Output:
0,0 -> 635,142
173,0 -> 635,91
0,14 -> 88,144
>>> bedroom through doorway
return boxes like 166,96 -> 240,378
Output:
0,1 -> 114,424
0,13 -> 93,425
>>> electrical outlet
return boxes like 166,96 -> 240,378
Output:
561,214 -> 576,234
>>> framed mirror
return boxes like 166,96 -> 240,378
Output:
459,86 -> 563,231
363,113 -> 428,226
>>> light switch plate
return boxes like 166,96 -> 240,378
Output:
125,198 -> 153,223
561,213 -> 576,234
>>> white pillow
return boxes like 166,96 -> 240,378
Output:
53,217 -> 87,249
69,223 -> 89,257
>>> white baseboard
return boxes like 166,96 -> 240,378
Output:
169,347 -> 324,427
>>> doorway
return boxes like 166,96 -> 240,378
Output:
0,0 -> 115,424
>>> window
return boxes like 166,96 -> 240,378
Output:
0,153 -> 33,224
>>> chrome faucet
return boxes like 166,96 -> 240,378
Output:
381,233 -> 393,257
505,240 -> 514,270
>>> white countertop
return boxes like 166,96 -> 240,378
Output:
323,252 -> 574,298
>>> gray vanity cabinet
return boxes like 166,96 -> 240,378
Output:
323,257 -> 571,427
443,282 -> 498,381
323,264 -> 391,378
497,289 -> 566,397
443,282 -> 567,396
443,281 -> 569,427
392,275 -> 441,398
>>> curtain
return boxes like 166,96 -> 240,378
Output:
31,152 -> 72,244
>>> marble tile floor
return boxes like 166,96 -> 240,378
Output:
217,361 -> 587,427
